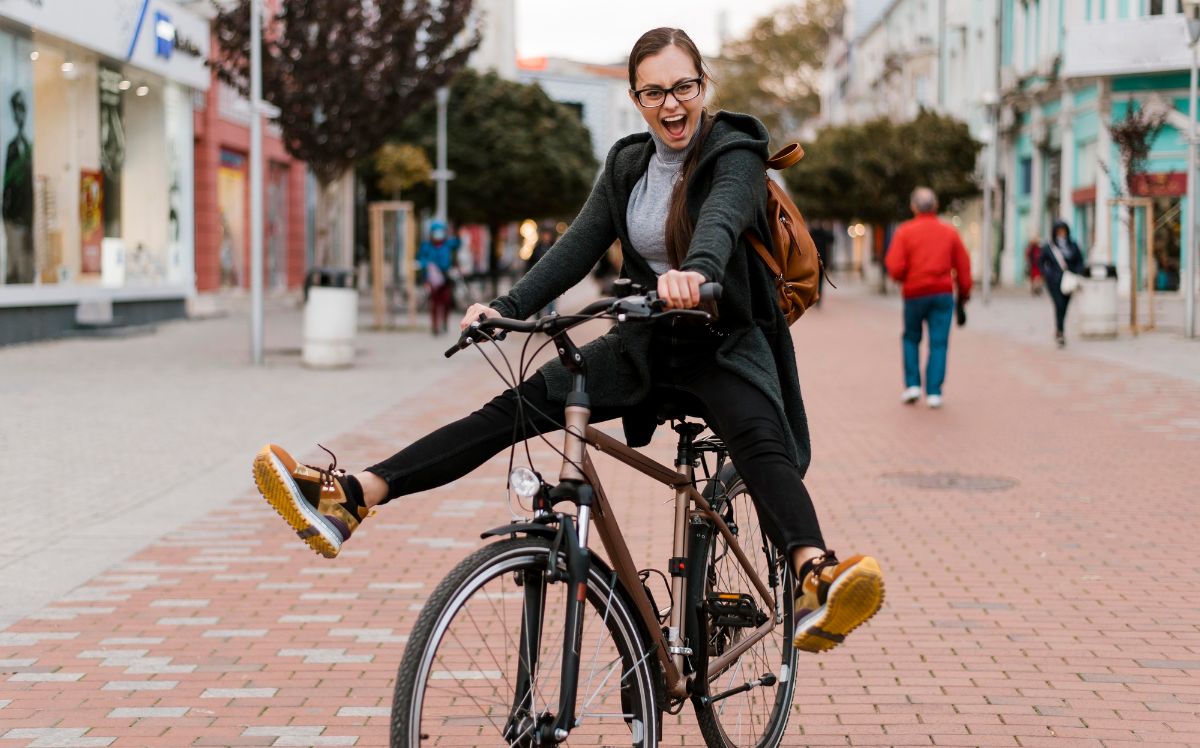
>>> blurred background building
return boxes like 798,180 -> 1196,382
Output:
824,0 -> 1194,313
1003,1 -> 1190,295
0,0 -> 209,344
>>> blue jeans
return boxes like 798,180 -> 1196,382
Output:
902,293 -> 954,396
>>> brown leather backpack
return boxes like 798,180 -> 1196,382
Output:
745,143 -> 822,324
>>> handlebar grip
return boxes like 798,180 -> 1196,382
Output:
699,282 -> 723,302
445,339 -> 467,358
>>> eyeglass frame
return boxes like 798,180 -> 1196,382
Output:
630,76 -> 705,108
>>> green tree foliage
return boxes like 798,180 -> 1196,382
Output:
786,110 -> 982,225
211,0 -> 479,185
373,143 -> 432,198
393,69 -> 598,228
713,0 -> 842,143
393,69 -> 598,293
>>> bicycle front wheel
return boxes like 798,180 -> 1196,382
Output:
391,536 -> 661,747
690,465 -> 798,748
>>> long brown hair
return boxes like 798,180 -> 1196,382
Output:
628,28 -> 715,269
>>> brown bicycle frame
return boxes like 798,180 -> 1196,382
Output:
567,424 -> 779,701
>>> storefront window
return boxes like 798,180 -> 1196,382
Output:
0,29 -> 35,285
26,39 -> 183,288
1152,197 -> 1182,292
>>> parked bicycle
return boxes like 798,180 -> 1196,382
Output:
391,281 -> 823,748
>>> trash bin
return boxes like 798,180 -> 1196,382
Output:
302,267 -> 358,368
1078,262 -> 1118,339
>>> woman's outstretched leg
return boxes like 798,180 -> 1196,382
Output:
253,374 -> 624,558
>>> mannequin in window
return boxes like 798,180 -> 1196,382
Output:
3,90 -> 34,284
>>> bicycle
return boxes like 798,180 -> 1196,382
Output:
390,280 -> 799,747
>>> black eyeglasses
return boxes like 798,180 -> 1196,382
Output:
631,77 -> 704,108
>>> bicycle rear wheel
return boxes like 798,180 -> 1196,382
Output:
689,465 -> 797,748
391,536 -> 661,747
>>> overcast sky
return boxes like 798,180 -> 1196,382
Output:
515,0 -> 793,65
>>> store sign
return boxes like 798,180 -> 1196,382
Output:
154,11 -> 175,59
0,0 -> 209,90
1131,172 -> 1186,198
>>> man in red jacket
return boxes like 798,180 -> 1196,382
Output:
884,187 -> 972,409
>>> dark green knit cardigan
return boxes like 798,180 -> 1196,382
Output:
489,111 -> 811,474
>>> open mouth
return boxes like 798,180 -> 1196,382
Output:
661,113 -> 688,139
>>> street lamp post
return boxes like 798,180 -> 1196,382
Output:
1184,1 -> 1200,338
981,91 -> 1000,305
433,86 -> 454,225
249,0 -> 264,365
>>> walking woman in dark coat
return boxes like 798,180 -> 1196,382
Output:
1039,219 -> 1086,347
252,27 -> 883,653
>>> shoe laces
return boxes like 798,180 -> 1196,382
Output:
801,550 -> 840,584
306,444 -> 347,495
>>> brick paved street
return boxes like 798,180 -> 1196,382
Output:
2,284 -> 1199,747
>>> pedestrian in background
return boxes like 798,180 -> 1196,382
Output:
885,187 -> 972,409
1038,219 -> 1085,348
808,220 -> 834,306
526,222 -> 559,315
1025,235 -> 1044,296
417,220 -> 459,335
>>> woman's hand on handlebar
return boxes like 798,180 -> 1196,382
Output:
459,303 -> 501,332
657,270 -> 708,309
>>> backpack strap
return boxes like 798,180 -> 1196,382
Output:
765,143 -> 805,170
746,233 -> 785,280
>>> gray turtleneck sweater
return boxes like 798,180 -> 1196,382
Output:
625,127 -> 698,275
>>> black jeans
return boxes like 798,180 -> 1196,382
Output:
1047,283 -> 1072,335
367,327 -> 824,554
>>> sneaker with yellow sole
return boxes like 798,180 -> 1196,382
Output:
792,552 -> 884,653
252,444 -> 368,558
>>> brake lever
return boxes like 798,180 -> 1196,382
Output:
444,320 -> 507,358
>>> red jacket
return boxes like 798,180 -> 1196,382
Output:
885,214 -> 973,300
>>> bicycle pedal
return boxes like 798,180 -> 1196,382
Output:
707,592 -> 768,629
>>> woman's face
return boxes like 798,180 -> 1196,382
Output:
630,44 -> 705,150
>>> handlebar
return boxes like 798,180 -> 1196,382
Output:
445,282 -> 722,358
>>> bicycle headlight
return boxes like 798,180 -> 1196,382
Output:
509,467 -> 542,499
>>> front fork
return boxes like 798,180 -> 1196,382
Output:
520,376 -> 596,745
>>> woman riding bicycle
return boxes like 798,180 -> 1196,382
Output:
254,27 -> 883,654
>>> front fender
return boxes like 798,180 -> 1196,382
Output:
480,521 -> 558,541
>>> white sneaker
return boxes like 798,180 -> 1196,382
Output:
901,386 -> 921,404
927,394 -> 943,409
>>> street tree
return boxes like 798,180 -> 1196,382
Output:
786,110 -> 981,225
1105,98 -> 1167,196
713,0 -> 843,144
373,143 -> 432,199
392,69 -> 598,294
210,0 -> 479,265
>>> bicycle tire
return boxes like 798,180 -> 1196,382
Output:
391,536 -> 661,747
689,465 -> 798,748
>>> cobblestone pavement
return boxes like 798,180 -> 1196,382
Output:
2,283 -> 1199,746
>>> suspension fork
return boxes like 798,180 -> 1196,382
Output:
504,564 -> 546,744
668,423 -> 703,677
